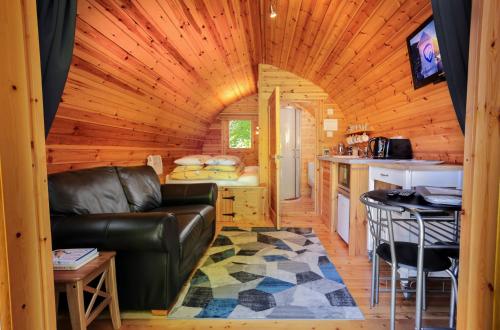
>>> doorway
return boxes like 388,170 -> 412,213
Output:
279,101 -> 318,216
279,105 -> 301,200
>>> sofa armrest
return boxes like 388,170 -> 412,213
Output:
51,212 -> 179,253
160,183 -> 218,207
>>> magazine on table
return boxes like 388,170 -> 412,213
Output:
52,248 -> 99,270
416,186 -> 462,206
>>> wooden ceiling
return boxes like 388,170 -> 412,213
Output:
47,0 -> 463,173
58,0 -> 440,128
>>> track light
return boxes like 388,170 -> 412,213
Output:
270,4 -> 277,18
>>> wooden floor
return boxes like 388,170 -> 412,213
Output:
59,217 -> 452,330
281,196 -> 315,215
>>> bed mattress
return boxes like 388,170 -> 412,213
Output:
165,166 -> 259,187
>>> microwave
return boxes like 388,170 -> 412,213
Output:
338,163 -> 350,191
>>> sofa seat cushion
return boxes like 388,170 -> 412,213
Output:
151,205 -> 215,229
48,166 -> 129,215
116,166 -> 162,212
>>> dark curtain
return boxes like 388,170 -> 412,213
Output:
431,0 -> 472,134
37,0 -> 77,137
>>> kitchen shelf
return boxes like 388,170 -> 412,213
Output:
347,140 -> 369,145
345,130 -> 372,135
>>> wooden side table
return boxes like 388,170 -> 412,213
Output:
54,251 -> 121,330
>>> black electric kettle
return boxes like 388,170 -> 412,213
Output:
368,137 -> 389,158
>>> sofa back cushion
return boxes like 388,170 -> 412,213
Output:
116,166 -> 161,212
48,167 -> 130,215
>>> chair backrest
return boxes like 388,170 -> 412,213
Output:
360,192 -> 405,264
48,166 -> 130,215
116,165 -> 162,212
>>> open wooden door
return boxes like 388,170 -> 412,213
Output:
268,87 -> 281,229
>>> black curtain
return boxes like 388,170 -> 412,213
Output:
37,0 -> 77,138
431,0 -> 472,134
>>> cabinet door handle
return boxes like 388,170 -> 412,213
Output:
223,212 -> 236,217
380,173 -> 389,177
223,196 -> 235,201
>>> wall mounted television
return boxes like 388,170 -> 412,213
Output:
406,17 -> 445,89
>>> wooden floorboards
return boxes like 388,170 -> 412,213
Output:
59,218 -> 451,329
281,196 -> 315,216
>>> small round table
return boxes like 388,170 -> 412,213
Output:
364,190 -> 461,330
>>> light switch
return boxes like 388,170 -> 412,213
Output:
326,131 -> 333,138
326,108 -> 334,116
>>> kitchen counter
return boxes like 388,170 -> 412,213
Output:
318,156 -> 462,170
318,156 -> 463,258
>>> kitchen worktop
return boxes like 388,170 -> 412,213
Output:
318,156 -> 463,170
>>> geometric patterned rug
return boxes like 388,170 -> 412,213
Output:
168,227 -> 364,319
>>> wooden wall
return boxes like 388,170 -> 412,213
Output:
259,0 -> 464,163
258,64 -> 329,186
46,0 -> 258,174
46,0 -> 464,175
202,94 -> 259,166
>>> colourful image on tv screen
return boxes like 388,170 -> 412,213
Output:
408,20 -> 443,82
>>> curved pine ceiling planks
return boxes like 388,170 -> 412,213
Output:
48,0 -> 463,173
59,0 -> 428,133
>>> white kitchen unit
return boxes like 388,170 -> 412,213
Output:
368,165 -> 463,192
367,163 -> 463,280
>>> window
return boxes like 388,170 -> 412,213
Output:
228,120 -> 252,149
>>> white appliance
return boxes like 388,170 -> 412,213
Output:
337,191 -> 350,243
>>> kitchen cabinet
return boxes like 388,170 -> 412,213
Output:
320,159 -> 368,256
217,186 -> 268,224
319,161 -> 335,231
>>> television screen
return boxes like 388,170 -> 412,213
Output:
406,17 -> 445,89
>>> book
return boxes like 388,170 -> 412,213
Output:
53,253 -> 99,270
52,248 -> 99,270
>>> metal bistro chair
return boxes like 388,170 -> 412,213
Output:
360,193 -> 458,330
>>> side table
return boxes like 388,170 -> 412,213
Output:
54,251 -> 121,330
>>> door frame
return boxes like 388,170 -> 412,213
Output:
279,100 -> 321,217
457,0 -> 500,328
0,1 -> 56,329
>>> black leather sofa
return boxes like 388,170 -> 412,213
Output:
48,165 -> 217,310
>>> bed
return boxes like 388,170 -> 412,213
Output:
165,166 -> 259,187
165,166 -> 265,223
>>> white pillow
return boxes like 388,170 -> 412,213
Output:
205,155 -> 242,166
174,154 -> 211,166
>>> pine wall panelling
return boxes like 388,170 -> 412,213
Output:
47,0 -> 464,175
202,94 -> 259,166
258,64 -> 329,188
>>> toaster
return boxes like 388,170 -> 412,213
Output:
385,138 -> 413,159
368,137 -> 413,159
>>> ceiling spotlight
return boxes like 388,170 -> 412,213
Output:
270,4 -> 277,18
